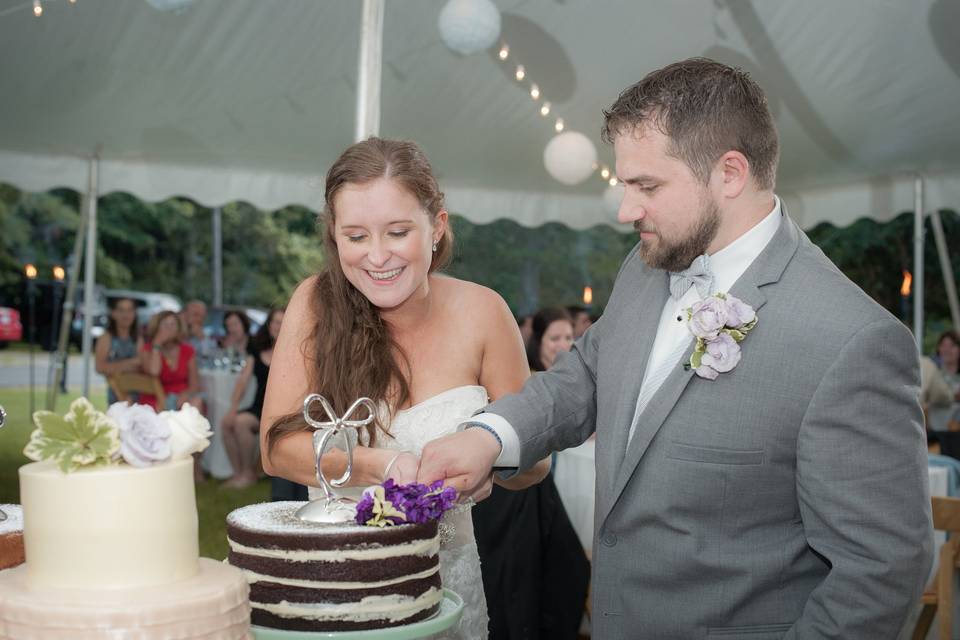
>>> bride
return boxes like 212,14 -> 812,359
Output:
260,137 -> 549,639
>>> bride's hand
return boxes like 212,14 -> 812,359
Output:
383,451 -> 419,484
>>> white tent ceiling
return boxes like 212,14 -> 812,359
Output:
1,0 -> 959,230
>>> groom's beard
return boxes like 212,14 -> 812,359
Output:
637,197 -> 721,272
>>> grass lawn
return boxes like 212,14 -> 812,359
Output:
0,387 -> 269,559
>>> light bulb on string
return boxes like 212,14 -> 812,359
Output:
530,84 -> 540,100
540,102 -> 551,116
608,177 -> 618,186
555,118 -> 565,132
498,44 -> 509,61
600,167 -> 610,180
33,0 -> 42,16
515,65 -> 525,81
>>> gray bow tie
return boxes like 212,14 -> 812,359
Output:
669,254 -> 714,300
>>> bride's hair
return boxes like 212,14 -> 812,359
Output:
267,137 -> 453,453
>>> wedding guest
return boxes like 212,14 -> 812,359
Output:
474,306 -> 589,639
182,299 -> 218,359
220,310 -> 250,356
95,297 -> 143,404
221,308 -> 284,489
140,310 -> 204,412
566,305 -> 593,339
929,330 -> 960,431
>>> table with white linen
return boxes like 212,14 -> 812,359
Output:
200,368 -> 255,479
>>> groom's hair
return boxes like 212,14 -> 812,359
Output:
602,57 -> 779,191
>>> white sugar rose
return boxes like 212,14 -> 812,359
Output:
160,404 -> 213,460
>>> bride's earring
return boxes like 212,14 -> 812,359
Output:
432,240 -> 438,253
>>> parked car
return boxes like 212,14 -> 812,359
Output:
0,306 -> 23,348
103,289 -> 183,331
204,305 -> 268,343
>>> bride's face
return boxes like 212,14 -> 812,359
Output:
333,177 -> 445,311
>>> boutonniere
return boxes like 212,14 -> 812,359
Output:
684,293 -> 757,380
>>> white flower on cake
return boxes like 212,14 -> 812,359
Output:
24,397 -> 212,472
161,404 -> 213,459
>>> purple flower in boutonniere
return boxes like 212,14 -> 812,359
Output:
686,293 -> 757,380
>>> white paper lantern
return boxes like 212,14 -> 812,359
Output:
144,0 -> 195,13
543,131 -> 598,186
603,183 -> 625,214
438,0 -> 501,56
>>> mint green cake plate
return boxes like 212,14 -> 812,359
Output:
251,589 -> 464,640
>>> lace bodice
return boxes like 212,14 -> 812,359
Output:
375,385 -> 488,455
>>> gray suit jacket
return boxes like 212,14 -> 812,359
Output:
487,215 -> 933,639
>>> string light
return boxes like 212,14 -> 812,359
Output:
600,167 -> 610,179
498,44 -> 509,61
555,118 -> 565,132
33,0 -> 42,16
529,84 -> 540,100
515,65 -> 525,81
540,102 -> 551,116
608,177 -> 618,187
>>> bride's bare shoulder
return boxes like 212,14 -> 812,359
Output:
431,275 -> 515,327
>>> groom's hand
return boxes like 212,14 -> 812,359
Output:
418,429 -> 501,501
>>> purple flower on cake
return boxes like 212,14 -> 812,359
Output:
107,402 -> 171,467
355,479 -> 459,527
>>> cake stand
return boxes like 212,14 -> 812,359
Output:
250,589 -> 464,640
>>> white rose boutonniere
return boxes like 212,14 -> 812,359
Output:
160,404 -> 213,460
686,292 -> 757,380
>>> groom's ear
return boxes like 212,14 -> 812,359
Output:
715,150 -> 750,199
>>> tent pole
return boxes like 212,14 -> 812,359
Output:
913,176 -> 924,352
930,208 -> 960,332
354,0 -> 384,142
212,206 -> 222,307
46,187 -> 90,409
82,154 -> 100,398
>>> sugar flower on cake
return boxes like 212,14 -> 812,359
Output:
355,479 -> 458,527
160,404 -> 213,459
24,397 -> 121,473
106,402 -> 171,467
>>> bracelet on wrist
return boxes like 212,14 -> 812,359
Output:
464,421 -> 503,450
382,452 -> 405,481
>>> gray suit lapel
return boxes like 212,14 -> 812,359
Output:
602,210 -> 801,522
606,269 -> 670,486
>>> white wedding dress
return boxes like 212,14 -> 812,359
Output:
308,385 -> 490,640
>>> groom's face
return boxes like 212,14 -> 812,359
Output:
615,125 -> 721,272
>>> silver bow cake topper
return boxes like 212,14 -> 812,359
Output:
295,394 -> 377,524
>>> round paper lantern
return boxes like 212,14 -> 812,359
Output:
438,0 -> 501,56
603,183 -> 625,214
543,131 -> 598,186
144,0 -> 195,13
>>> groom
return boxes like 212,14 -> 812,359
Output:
419,58 -> 933,638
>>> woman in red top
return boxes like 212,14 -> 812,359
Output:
140,310 -> 204,412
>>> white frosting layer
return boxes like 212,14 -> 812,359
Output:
19,458 -> 199,590
241,564 -> 439,589
0,505 -> 22,535
228,536 -> 439,562
252,587 -> 442,623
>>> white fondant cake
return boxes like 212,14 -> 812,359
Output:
19,458 -> 198,589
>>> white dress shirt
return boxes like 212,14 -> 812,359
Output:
475,196 -> 783,467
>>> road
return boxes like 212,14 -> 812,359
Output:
0,351 -> 106,390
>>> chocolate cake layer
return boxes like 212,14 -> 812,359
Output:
229,549 -> 437,582
251,603 -> 439,632
250,572 -> 441,605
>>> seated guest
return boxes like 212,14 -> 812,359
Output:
473,307 -> 590,639
140,310 -> 204,412
566,304 -> 593,340
221,308 -> 284,489
929,330 -> 960,431
220,310 -> 250,356
182,299 -> 218,360
95,297 -> 143,404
